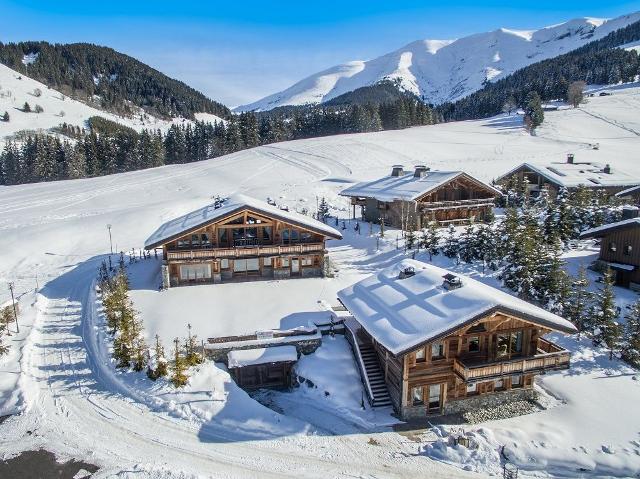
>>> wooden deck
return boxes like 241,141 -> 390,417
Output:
453,339 -> 570,381
167,242 -> 325,261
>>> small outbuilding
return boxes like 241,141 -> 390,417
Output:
227,345 -> 298,390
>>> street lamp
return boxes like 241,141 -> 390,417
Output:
107,224 -> 113,255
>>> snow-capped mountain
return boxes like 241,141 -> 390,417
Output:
236,12 -> 640,111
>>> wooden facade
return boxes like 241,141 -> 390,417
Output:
581,217 -> 640,289
146,205 -> 341,287
347,171 -> 498,228
362,312 -> 570,419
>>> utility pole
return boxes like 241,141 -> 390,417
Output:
8,282 -> 19,334
107,224 -> 113,255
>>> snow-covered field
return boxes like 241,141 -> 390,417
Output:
1,84 -> 640,477
0,62 -> 224,145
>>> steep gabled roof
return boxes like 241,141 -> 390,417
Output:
340,171 -> 499,202
615,184 -> 640,198
580,217 -> 640,239
144,194 -> 342,249
496,161 -> 639,189
337,259 -> 576,356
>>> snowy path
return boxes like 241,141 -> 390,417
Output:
0,256 -> 473,478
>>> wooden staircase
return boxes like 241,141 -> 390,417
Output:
344,318 -> 392,408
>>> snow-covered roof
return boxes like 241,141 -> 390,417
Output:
337,259 -> 577,356
497,161 -> 639,189
227,345 -> 298,368
615,184 -> 640,197
145,194 -> 342,249
340,170 -> 499,202
580,217 -> 640,239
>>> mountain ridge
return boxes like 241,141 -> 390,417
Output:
236,12 -> 640,112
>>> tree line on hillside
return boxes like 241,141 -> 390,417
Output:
0,41 -> 230,120
0,94 -> 436,185
438,19 -> 640,121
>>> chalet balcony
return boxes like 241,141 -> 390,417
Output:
453,339 -> 570,382
166,242 -> 325,261
418,198 -> 496,212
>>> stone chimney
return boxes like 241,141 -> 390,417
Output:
603,164 -> 611,174
413,165 -> 430,178
622,206 -> 639,220
567,153 -> 574,164
442,273 -> 462,291
391,165 -> 405,177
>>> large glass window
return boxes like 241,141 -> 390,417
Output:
415,348 -> 426,363
468,336 -> 480,353
497,331 -> 523,358
179,263 -> 211,280
496,334 -> 510,358
412,387 -> 424,406
262,227 -> 272,243
201,233 -> 211,246
218,229 -> 228,246
282,229 -> 290,244
431,341 -> 445,360
510,331 -> 523,355
428,384 -> 441,410
511,375 -> 522,388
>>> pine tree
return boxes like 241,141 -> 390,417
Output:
458,224 -> 476,263
623,300 -> 640,367
592,268 -> 622,359
23,102 -> 31,113
317,198 -> 329,222
405,222 -> 417,250
151,334 -> 168,378
2,111 -> 8,122
170,337 -> 189,387
565,265 -> 593,336
420,222 -> 440,261
442,225 -> 459,258
184,323 -> 202,367
0,307 -> 10,356
523,91 -> 544,131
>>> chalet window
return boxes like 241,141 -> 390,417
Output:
431,341 -> 445,360
412,387 -> 424,406
468,336 -> 480,353
466,382 -> 477,395
625,245 -> 633,255
301,232 -> 312,243
415,347 -> 426,363
511,375 -> 523,388
263,257 -> 273,267
177,238 -> 190,248
301,257 -> 313,266
218,229 -> 228,246
220,259 -> 229,269
510,331 -> 523,355
496,334 -> 510,358
201,234 -> 211,246
494,379 -> 504,391
262,227 -> 272,242
609,242 -> 617,252
191,234 -> 201,246
290,229 -> 300,242
179,263 -> 211,281
428,384 -> 441,410
281,257 -> 290,267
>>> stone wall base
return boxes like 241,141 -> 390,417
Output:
443,387 -> 537,416
204,337 -> 321,363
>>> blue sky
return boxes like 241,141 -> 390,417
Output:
0,1 -> 638,106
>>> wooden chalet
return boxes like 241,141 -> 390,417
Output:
338,260 -> 577,419
496,154 -> 639,200
144,194 -> 342,288
580,206 -> 640,289
340,165 -> 500,228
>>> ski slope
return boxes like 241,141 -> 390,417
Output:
1,86 -> 640,477
0,62 -> 224,143
236,12 -> 640,111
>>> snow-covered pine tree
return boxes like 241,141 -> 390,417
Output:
539,235 -> 571,313
592,268 -> 622,359
0,307 -> 9,356
458,224 -> 476,263
405,222 -> 417,250
623,300 -> 640,367
420,222 -> 440,261
565,265 -> 593,337
442,225 -> 459,259
151,334 -> 168,379
184,323 -> 203,367
317,197 -> 329,222
171,337 -> 189,387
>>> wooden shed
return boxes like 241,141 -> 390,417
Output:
227,346 -> 298,390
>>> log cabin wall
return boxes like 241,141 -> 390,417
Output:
370,312 -> 568,419
596,228 -> 640,285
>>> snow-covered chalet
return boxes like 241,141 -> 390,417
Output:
338,260 -> 577,419
144,194 -> 342,288
340,165 -> 500,228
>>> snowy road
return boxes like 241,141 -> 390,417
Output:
0,256 -> 474,478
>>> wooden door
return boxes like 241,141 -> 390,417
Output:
291,258 -> 300,275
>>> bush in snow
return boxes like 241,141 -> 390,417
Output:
2,111 -> 8,122
0,306 -> 12,356
32,88 -> 42,97
34,104 -> 44,113
147,334 -> 168,380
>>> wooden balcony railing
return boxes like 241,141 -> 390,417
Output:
453,341 -> 570,381
419,198 -> 496,212
167,242 -> 325,261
